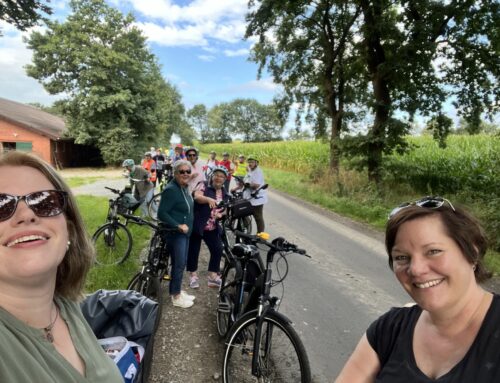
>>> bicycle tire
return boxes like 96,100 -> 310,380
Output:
217,262 -> 238,337
128,271 -> 164,309
150,233 -> 170,281
223,310 -> 311,383
148,192 -> 162,221
236,216 -> 253,238
92,222 -> 132,265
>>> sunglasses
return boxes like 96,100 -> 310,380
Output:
389,196 -> 455,219
178,169 -> 192,175
187,154 -> 197,157
0,190 -> 68,222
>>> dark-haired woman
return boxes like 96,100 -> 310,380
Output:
335,197 -> 499,382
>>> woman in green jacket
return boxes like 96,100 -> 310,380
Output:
158,160 -> 196,309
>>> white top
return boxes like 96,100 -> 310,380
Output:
243,167 -> 267,206
188,160 -> 206,194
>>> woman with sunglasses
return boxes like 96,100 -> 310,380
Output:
157,160 -> 195,309
0,151 -> 122,382
335,197 -> 499,382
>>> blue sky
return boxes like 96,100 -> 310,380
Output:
0,0 -> 279,110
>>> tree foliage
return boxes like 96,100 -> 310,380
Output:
187,104 -> 210,143
0,0 -> 52,35
25,0 -> 187,164
245,0 -> 499,182
427,113 -> 453,148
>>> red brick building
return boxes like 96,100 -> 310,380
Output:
0,97 -> 101,168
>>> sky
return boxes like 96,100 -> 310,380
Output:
0,0 -> 279,110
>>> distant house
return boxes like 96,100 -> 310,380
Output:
0,97 -> 102,168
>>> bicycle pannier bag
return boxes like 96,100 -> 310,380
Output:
231,199 -> 254,218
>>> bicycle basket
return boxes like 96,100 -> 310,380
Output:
117,193 -> 139,214
230,199 -> 254,218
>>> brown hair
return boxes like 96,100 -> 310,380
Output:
385,204 -> 491,283
0,151 -> 94,300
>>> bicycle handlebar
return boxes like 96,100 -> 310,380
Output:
233,231 -> 310,257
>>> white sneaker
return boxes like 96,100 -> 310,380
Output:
181,290 -> 195,301
172,295 -> 194,308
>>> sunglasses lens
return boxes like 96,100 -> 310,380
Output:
27,191 -> 67,217
179,170 -> 191,175
416,197 -> 443,209
0,194 -> 17,221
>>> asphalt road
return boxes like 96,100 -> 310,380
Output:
262,190 -> 410,383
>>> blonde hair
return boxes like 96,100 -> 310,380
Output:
0,151 -> 94,300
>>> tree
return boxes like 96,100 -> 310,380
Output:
246,0 -> 364,172
426,113 -> 453,148
0,0 -> 52,36
187,104 -> 210,143
225,98 -> 284,142
246,0 -> 498,182
207,103 -> 233,143
25,0 -> 185,164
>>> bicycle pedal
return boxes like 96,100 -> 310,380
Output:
163,274 -> 171,281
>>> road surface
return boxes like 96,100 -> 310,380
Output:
262,190 -> 409,382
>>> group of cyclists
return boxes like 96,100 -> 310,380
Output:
120,144 -> 267,308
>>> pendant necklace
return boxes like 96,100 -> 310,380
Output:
43,303 -> 59,343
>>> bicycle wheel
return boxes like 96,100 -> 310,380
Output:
223,310 -> 311,383
148,192 -> 162,221
236,216 -> 253,240
92,222 -> 132,265
217,262 -> 239,337
128,271 -> 163,307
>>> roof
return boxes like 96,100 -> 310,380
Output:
0,97 -> 66,140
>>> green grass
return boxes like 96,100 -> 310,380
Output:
76,195 -> 152,292
66,177 -> 104,188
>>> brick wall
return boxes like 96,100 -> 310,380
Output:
0,119 -> 53,165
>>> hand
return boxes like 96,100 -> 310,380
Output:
207,197 -> 217,208
178,224 -> 189,234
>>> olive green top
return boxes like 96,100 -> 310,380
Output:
0,296 -> 123,382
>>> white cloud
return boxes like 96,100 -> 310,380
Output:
240,78 -> 280,92
224,48 -> 249,57
0,22 -> 60,105
198,54 -> 215,62
128,0 -> 248,47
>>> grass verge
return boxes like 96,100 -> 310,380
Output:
76,195 -> 152,292
65,177 -> 104,188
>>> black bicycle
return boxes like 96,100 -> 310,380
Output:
221,231 -> 311,382
215,185 -> 268,337
223,179 -> 268,249
148,161 -> 173,221
127,223 -> 177,309
92,186 -> 145,265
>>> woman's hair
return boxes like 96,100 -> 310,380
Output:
173,160 -> 191,173
0,151 -> 94,300
385,204 -> 491,282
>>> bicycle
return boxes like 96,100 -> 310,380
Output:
92,186 -> 145,266
223,178 -> 268,248
127,223 -> 177,308
215,184 -> 268,337
222,231 -> 312,382
148,161 -> 173,221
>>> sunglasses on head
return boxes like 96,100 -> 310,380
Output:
0,190 -> 68,222
389,196 -> 455,219
178,169 -> 192,175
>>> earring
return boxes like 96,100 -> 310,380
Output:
66,241 -> 71,251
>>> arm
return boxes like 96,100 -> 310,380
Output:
334,334 -> 380,383
193,190 -> 217,208
157,188 -> 183,231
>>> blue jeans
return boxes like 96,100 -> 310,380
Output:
140,188 -> 155,217
166,233 -> 189,296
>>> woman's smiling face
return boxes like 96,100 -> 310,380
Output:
0,166 -> 68,287
391,215 -> 477,313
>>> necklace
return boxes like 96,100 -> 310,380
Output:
43,303 -> 58,343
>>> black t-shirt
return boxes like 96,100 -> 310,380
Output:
367,294 -> 500,382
